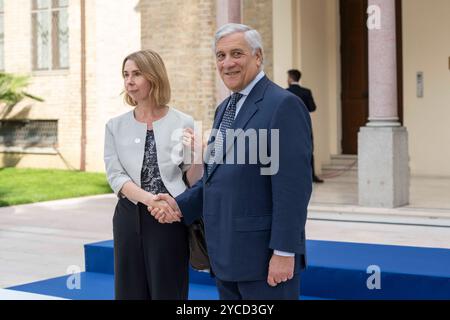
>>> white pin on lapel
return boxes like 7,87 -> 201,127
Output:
134,138 -> 141,144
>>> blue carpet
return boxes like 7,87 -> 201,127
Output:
8,273 -> 219,300
84,240 -> 114,275
8,240 -> 450,300
300,241 -> 450,300
8,273 -> 326,300
9,272 -> 114,300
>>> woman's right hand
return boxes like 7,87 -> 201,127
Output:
146,194 -> 181,223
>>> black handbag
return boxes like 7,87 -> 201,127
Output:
188,218 -> 210,271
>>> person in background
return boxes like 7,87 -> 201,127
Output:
287,69 -> 324,183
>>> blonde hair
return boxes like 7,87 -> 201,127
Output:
122,50 -> 171,107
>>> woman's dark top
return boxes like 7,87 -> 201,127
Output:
140,130 -> 169,195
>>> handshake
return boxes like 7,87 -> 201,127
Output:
147,193 -> 182,224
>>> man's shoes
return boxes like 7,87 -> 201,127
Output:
313,176 -> 324,183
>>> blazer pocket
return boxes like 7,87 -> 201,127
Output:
234,215 -> 272,232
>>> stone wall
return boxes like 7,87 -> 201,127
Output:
140,0 -> 217,126
242,0 -> 273,80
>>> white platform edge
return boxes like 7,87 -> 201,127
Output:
0,289 -> 67,300
308,204 -> 450,227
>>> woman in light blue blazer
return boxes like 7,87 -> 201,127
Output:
104,49 -> 203,300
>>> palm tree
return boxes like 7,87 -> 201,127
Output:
0,72 -> 44,106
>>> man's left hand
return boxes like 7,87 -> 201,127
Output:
267,254 -> 295,287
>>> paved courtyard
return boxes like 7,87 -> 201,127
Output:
1,174 -> 450,289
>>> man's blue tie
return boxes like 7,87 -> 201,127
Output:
207,92 -> 243,176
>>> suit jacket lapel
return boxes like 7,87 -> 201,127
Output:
205,76 -> 269,181
222,76 -> 268,158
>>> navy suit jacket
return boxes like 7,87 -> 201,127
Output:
176,76 -> 313,282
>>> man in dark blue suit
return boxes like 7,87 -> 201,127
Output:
151,23 -> 312,300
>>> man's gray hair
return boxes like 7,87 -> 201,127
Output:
214,23 -> 264,60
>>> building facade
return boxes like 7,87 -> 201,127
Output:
0,0 -> 449,180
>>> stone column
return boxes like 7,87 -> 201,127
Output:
215,0 -> 242,103
368,0 -> 399,126
358,0 -> 410,208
